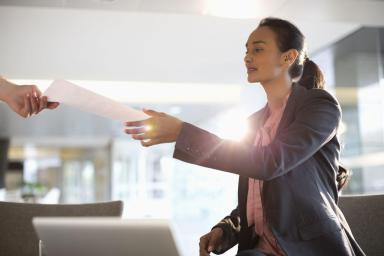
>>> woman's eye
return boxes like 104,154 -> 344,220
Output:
245,48 -> 263,54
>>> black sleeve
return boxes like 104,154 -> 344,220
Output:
211,206 -> 241,254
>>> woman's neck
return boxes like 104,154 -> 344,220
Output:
262,76 -> 292,111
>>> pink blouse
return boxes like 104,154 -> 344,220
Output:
246,91 -> 291,256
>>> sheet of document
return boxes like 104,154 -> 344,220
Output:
43,80 -> 149,122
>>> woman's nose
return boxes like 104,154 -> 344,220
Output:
244,53 -> 251,63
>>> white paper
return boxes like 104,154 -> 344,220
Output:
44,79 -> 149,122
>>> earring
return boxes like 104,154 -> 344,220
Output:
285,56 -> 292,62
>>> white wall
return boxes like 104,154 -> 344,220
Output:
0,6 -> 359,84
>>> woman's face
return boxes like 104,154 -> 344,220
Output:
244,26 -> 287,84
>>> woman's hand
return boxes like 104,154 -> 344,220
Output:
0,79 -> 59,117
199,228 -> 224,256
124,109 -> 183,147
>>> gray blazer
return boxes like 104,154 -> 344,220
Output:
173,83 -> 365,256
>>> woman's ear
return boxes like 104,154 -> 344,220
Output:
282,49 -> 299,67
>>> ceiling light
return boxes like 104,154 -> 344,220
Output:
204,0 -> 287,19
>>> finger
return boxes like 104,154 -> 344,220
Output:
124,127 -> 146,135
131,134 -> 150,141
143,108 -> 165,117
32,86 -> 41,98
140,139 -> 161,147
29,94 -> 39,115
199,244 -> 210,256
125,120 -> 147,127
199,235 -> 209,252
199,236 -> 210,256
207,244 -> 215,253
47,102 -> 60,109
207,237 -> 216,252
208,234 -> 221,252
37,96 -> 48,113
22,94 -> 32,118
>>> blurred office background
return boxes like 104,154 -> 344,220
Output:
0,0 -> 383,255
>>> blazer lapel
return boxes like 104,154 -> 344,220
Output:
246,104 -> 269,144
275,83 -> 305,136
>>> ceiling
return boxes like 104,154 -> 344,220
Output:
0,1 -> 374,84
0,0 -> 383,26
0,0 -> 382,83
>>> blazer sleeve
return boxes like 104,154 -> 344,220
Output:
211,206 -> 241,254
173,90 -> 341,180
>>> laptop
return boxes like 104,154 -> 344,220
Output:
33,217 -> 181,256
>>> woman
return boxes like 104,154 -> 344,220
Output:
124,18 -> 365,256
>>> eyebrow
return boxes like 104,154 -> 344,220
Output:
245,40 -> 267,47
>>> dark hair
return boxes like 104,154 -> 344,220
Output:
337,165 -> 350,191
258,17 -> 325,89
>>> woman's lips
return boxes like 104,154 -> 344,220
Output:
247,67 -> 257,73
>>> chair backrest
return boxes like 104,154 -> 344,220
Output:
338,194 -> 384,256
0,200 -> 123,256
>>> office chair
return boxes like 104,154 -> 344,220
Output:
339,194 -> 384,256
0,200 -> 123,256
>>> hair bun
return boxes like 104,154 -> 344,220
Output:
304,55 -> 310,64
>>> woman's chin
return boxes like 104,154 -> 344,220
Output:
247,76 -> 259,83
